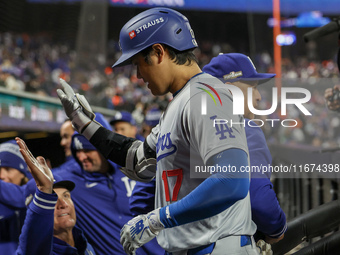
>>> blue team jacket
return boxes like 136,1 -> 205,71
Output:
245,119 -> 287,238
52,156 -> 80,173
0,159 -> 82,254
16,188 -> 95,255
55,161 -> 134,255
129,179 -> 165,254
0,203 -> 26,255
55,133 -> 162,255
0,161 -> 162,254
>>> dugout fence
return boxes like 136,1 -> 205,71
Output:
270,144 -> 340,254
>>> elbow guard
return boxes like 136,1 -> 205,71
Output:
121,139 -> 157,182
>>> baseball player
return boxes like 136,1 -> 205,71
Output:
57,7 -> 258,255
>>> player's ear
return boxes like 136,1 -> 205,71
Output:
152,44 -> 165,63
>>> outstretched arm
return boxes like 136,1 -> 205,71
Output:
120,148 -> 250,255
57,79 -> 156,182
15,138 -> 56,255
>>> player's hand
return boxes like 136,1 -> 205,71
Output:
15,137 -> 54,194
256,240 -> 273,255
57,78 -> 96,133
120,208 -> 164,255
325,85 -> 340,111
264,234 -> 284,244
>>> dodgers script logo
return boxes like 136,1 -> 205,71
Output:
156,132 -> 177,161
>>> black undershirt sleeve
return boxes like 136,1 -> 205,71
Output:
89,127 -> 136,167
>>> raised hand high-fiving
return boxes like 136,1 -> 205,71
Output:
57,79 -> 99,133
15,137 -> 54,194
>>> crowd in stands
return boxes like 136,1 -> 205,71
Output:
1,32 -> 340,148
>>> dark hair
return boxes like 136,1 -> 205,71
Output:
141,44 -> 198,66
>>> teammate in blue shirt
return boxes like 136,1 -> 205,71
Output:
52,119 -> 81,173
15,137 -> 95,255
110,111 -> 145,142
203,53 -> 287,245
48,113 -> 159,255
1,113 -> 161,254
111,110 -> 164,254
0,140 -> 31,255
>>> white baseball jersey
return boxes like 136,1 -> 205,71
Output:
148,73 -> 256,252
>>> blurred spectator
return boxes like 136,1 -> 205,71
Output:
324,85 -> 340,112
110,111 -> 144,141
0,67 -> 24,91
1,31 -> 340,149
59,120 -> 74,160
52,119 -> 80,173
141,107 -> 162,138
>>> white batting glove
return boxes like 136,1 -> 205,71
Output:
120,208 -> 164,255
57,79 -> 99,133
256,240 -> 273,255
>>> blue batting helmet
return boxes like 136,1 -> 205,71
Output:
112,7 -> 198,68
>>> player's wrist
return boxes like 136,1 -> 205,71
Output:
82,121 -> 102,140
71,109 -> 92,133
38,186 -> 53,194
147,208 -> 164,234
120,208 -> 163,253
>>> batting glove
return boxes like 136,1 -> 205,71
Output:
120,208 -> 164,255
256,240 -> 273,255
57,79 -> 100,133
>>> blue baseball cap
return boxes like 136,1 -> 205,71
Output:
202,53 -> 275,84
24,174 -> 75,207
0,140 -> 32,179
144,108 -> 162,127
110,111 -> 136,126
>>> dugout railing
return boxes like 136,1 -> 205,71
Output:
269,144 -> 340,254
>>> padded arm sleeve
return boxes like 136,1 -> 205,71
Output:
89,127 -> 156,181
89,127 -> 136,167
